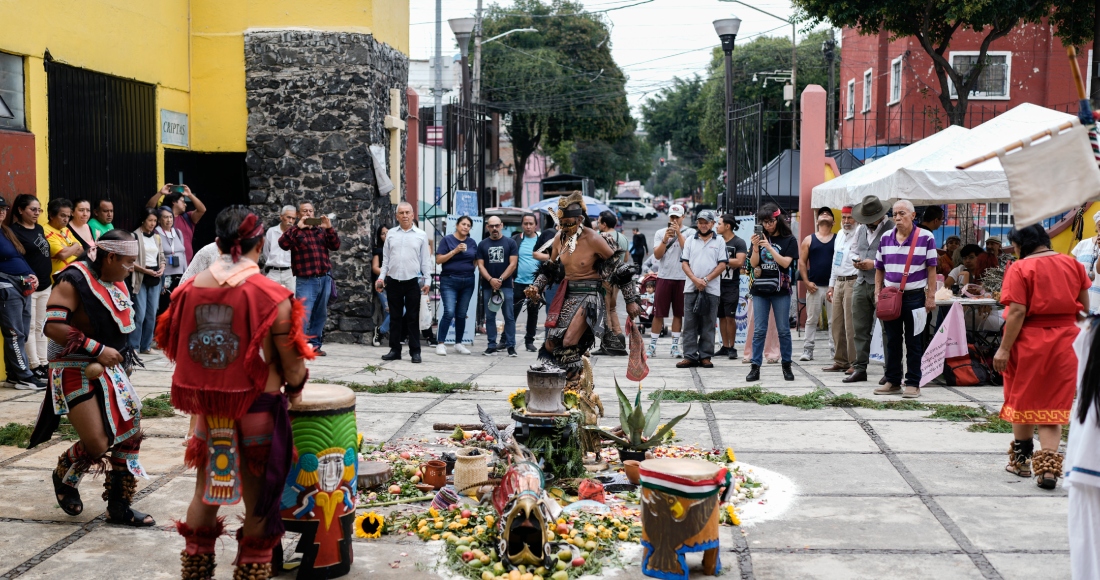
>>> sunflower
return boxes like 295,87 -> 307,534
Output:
725,504 -> 741,526
563,390 -> 579,409
726,447 -> 736,463
508,389 -> 527,410
656,424 -> 676,441
354,512 -> 384,539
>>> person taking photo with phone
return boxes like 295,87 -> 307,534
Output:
147,183 -> 207,263
279,201 -> 340,356
746,203 -> 798,382
648,204 -> 694,359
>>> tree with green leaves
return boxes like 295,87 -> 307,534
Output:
793,0 -> 1092,126
480,0 -> 638,196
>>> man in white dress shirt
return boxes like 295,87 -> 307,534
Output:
262,205 -> 297,292
825,206 -> 859,375
375,202 -> 433,364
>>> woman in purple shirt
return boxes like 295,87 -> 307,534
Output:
435,216 -> 478,355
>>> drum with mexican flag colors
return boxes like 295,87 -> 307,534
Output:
280,384 -> 358,579
639,458 -> 731,580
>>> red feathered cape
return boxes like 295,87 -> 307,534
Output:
156,273 -> 313,420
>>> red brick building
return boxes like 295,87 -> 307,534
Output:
838,21 -> 1089,156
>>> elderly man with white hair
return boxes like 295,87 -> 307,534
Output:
873,199 -> 938,399
1071,209 -> 1100,314
262,204 -> 298,292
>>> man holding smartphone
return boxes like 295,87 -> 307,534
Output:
147,183 -> 207,263
648,204 -> 693,359
280,202 -> 341,356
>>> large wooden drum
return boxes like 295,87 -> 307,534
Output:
638,458 -> 730,580
279,384 -> 358,579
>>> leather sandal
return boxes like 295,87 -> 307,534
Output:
1005,439 -> 1033,478
1032,449 -> 1062,490
52,471 -> 83,516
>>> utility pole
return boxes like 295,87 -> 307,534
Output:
433,0 -> 443,211
472,0 -> 484,105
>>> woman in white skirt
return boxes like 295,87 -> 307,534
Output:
1067,315 -> 1100,578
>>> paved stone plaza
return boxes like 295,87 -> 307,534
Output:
0,336 -> 1069,579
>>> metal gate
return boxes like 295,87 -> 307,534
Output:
727,103 -> 762,215
46,61 -> 156,231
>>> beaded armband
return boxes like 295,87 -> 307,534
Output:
284,369 -> 309,396
45,307 -> 72,325
82,337 -> 105,358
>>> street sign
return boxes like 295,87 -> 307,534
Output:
427,125 -> 443,146
455,190 -> 478,217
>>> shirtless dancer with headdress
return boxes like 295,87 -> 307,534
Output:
524,192 -> 643,379
157,206 -> 313,580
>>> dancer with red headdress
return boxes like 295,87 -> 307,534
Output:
157,206 -> 313,580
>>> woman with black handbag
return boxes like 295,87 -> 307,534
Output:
746,203 -> 798,382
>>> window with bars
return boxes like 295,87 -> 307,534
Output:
986,203 -> 1014,226
0,52 -> 25,131
949,52 -> 1010,99
846,79 -> 855,119
862,69 -> 872,113
889,56 -> 902,105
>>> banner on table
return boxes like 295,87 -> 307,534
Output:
436,215 -> 483,345
919,302 -> 969,386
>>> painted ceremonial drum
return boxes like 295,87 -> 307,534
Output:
280,384 -> 358,579
639,458 -> 731,580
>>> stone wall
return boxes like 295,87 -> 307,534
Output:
244,30 -> 408,343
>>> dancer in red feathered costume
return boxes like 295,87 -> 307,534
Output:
157,206 -> 314,580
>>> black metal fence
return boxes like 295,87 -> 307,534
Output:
46,61 -> 157,231
418,101 -> 493,216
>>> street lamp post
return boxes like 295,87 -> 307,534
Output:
822,32 -> 836,149
714,17 -> 741,215
449,17 -> 476,200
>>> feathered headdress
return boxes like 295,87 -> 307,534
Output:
556,191 -> 587,221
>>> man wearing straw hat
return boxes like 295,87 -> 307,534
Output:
845,196 -> 894,384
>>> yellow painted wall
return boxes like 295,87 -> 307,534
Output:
0,0 -> 408,380
1051,202 -> 1100,255
0,0 -> 410,188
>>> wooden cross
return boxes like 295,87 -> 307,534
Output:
383,88 -> 406,205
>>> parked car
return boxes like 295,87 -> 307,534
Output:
608,199 -> 658,220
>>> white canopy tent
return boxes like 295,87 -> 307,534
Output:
813,103 -> 1077,208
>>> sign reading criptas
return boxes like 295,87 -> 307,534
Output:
161,110 -> 188,148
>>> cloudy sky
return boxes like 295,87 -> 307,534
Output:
407,0 -> 808,113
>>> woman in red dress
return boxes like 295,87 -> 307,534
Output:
994,224 -> 1090,490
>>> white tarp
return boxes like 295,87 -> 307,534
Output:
813,103 -> 1077,208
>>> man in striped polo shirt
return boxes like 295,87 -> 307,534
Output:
874,200 -> 937,398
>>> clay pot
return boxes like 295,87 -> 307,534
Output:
422,460 -> 447,490
623,460 -> 641,485
415,483 -> 435,494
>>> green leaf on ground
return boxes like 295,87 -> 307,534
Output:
0,422 -> 32,447
140,393 -> 177,418
326,377 -> 473,394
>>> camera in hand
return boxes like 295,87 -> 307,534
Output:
303,217 -> 324,226
170,184 -> 186,195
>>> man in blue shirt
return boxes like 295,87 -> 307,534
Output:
477,216 -> 519,356
513,214 -> 541,352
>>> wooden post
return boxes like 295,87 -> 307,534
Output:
384,88 -> 406,205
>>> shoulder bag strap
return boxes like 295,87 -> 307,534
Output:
898,229 -> 919,291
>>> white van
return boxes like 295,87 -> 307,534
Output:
608,199 -> 658,220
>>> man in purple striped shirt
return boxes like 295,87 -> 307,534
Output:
874,200 -> 938,398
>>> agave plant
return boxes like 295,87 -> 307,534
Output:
596,379 -> 690,451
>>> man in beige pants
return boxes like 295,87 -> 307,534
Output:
825,206 -> 858,373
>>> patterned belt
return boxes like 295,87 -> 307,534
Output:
567,280 -> 601,293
